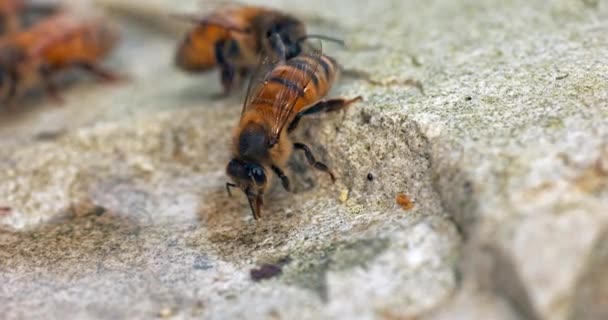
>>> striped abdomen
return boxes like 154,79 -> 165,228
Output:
13,14 -> 117,69
252,53 -> 340,116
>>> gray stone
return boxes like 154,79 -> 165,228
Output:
1,0 -> 607,319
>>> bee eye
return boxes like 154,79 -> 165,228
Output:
249,166 -> 266,184
227,159 -> 242,177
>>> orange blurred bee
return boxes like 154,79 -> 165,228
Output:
225,44 -> 362,219
0,0 -> 59,34
0,12 -> 119,103
0,0 -> 24,34
175,5 -> 339,94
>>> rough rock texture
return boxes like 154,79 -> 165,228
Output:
0,0 -> 607,319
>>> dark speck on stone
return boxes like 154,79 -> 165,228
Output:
92,206 -> 106,216
250,264 -> 283,281
465,96 -> 472,101
367,173 -> 374,181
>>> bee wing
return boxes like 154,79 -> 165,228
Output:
269,39 -> 323,142
240,50 -> 283,116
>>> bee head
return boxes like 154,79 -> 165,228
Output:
265,18 -> 306,59
226,159 -> 268,219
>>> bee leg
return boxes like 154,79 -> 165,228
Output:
226,182 -> 237,197
214,41 -> 238,94
218,64 -> 236,95
271,165 -> 291,192
288,96 -> 363,132
38,64 -> 64,104
268,33 -> 288,60
234,67 -> 249,89
293,143 -> 336,182
4,69 -> 20,103
77,62 -> 123,83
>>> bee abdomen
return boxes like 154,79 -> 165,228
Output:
286,57 -> 319,86
267,75 -> 305,96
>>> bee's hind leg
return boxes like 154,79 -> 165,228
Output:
288,96 -> 363,132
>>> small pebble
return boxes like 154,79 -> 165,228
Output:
339,189 -> 349,203
158,307 -> 174,318
250,264 -> 282,281
396,193 -> 414,210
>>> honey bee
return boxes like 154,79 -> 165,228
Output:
0,12 -> 119,103
0,0 -> 59,35
174,5 -> 340,94
225,44 -> 362,219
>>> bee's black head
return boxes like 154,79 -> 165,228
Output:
226,159 -> 267,219
227,159 -> 267,187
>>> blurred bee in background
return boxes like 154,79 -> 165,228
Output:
0,12 -> 120,104
174,5 -> 341,94
0,0 -> 24,34
0,0 -> 59,34
225,42 -> 362,219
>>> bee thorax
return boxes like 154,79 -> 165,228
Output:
238,124 -> 270,160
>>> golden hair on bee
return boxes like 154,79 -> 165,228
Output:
226,42 -> 362,219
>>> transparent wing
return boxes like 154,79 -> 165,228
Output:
240,49 -> 283,116
269,39 -> 323,142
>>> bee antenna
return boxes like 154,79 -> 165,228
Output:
226,182 -> 237,197
296,34 -> 346,48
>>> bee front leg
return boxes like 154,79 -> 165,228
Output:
4,69 -> 20,104
38,64 -> 64,105
293,143 -> 336,182
288,96 -> 363,132
218,63 -> 237,95
214,41 -> 239,95
271,165 -> 291,192
268,33 -> 288,61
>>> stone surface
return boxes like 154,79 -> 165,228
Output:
1,0 -> 607,319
